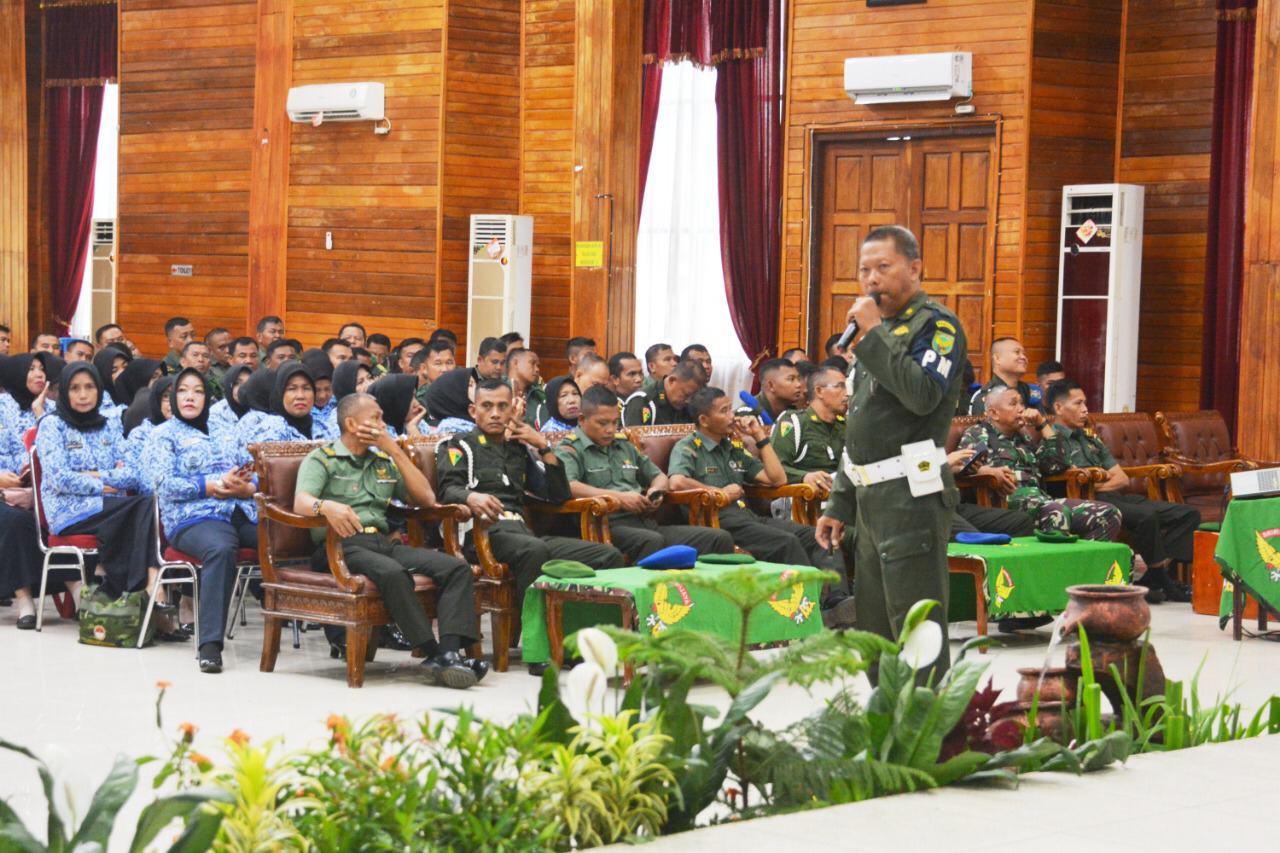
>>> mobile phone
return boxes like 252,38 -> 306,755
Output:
646,489 -> 666,504
958,444 -> 988,476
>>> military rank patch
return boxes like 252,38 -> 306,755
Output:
447,449 -> 462,465
893,325 -> 910,336
932,330 -> 955,356
477,435 -> 487,445
779,421 -> 793,436
936,319 -> 957,334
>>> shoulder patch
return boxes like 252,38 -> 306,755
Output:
614,431 -> 627,440
477,434 -> 487,445
692,436 -> 702,448
932,329 -> 956,356
642,407 -> 652,424
892,325 -> 910,336
447,448 -> 462,466
564,432 -> 580,442
322,445 -> 337,456
936,319 -> 957,334
779,421 -> 793,436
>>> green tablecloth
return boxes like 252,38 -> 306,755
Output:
1215,496 -> 1280,627
946,537 -> 1132,620
520,562 -> 825,665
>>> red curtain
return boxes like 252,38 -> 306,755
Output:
1200,0 -> 1256,437
43,3 -> 117,335
714,0 -> 782,368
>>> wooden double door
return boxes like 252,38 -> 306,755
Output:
813,129 -> 996,375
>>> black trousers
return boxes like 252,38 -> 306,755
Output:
607,513 -> 734,561
951,503 -> 1036,539
62,495 -> 157,597
714,506 -> 829,568
315,533 -> 477,650
1096,491 -> 1200,565
0,503 -> 46,598
171,509 -> 257,649
478,519 -> 625,605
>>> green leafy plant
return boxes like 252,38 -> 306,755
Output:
199,735 -> 315,852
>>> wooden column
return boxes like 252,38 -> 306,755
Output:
571,0 -> 641,355
1238,0 -> 1280,457
0,0 -> 29,347
246,0 -> 292,331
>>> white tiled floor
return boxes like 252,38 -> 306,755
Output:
1,600 -> 1277,850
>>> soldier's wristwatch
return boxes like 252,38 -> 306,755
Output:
312,499 -> 324,516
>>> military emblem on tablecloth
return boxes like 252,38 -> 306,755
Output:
1105,561 -> 1125,585
648,582 -> 693,635
767,570 -> 816,625
994,567 -> 1015,608
1254,529 -> 1280,583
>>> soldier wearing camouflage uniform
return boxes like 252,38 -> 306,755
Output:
959,385 -> 1121,540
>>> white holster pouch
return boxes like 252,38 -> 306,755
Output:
842,439 -> 947,497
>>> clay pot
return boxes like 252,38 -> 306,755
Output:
1060,584 -> 1151,643
987,702 -> 1068,746
1016,666 -> 1078,706
1066,640 -> 1167,712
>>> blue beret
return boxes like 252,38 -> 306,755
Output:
954,532 -> 1012,545
637,545 -> 698,570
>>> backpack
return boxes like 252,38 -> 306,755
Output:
78,586 -> 155,648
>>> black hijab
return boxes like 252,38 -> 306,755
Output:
301,349 -> 334,383
270,361 -> 315,438
240,368 -> 276,414
113,358 -> 161,409
0,353 -> 57,411
331,359 -> 368,402
121,387 -> 150,437
424,367 -> 474,422
169,368 -> 210,434
55,363 -> 108,432
221,364 -> 254,419
545,375 -> 581,427
369,374 -> 417,435
92,348 -> 131,401
148,375 -> 176,426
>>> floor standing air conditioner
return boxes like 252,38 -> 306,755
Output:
1055,184 -> 1144,412
466,214 -> 533,365
89,218 -> 116,329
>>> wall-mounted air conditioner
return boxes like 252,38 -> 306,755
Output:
286,82 -> 385,123
466,215 -> 533,365
844,52 -> 972,105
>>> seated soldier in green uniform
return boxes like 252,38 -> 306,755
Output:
641,343 -> 678,396
1046,380 -> 1198,603
959,386 -> 1121,541
436,379 -> 626,629
557,386 -> 734,561
622,359 -> 705,427
294,392 -> 484,690
668,386 -> 835,571
737,358 -> 807,424
504,347 -> 547,429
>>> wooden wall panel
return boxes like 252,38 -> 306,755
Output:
521,0 -> 575,376
436,0 -> 522,349
117,0 -> 257,358
1023,0 -> 1121,369
0,0 -> 28,347
247,0 -> 293,325
779,0 -> 1033,375
1116,0 -> 1217,413
284,0 -> 444,348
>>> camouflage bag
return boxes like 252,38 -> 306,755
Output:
78,586 -> 155,648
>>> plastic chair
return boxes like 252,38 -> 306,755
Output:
25,429 -> 93,631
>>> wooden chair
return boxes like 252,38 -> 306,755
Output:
400,433 -> 617,672
251,440 -> 464,688
1087,413 -> 1184,501
623,424 -> 729,527
944,415 -> 1098,507
730,431 -> 827,525
1154,410 -> 1280,523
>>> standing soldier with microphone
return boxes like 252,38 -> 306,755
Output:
815,225 -> 967,679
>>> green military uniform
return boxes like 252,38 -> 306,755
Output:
640,375 -> 663,397
204,370 -> 223,402
622,385 -> 693,428
966,376 -> 1037,416
734,392 -> 794,426
668,430 -> 826,568
524,384 -> 549,430
162,351 -> 182,376
771,407 -> 846,483
824,290 -> 966,676
436,430 -> 624,603
959,421 -> 1121,540
555,427 -> 734,561
414,380 -> 432,412
296,440 -> 477,651
1052,424 -> 1199,565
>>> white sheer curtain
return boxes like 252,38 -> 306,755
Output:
635,61 -> 753,399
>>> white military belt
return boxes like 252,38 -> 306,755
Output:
842,452 -> 907,487
841,440 -> 947,497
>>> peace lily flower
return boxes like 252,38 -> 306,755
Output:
574,627 -> 618,673
563,661 -> 609,729
900,619 -> 943,670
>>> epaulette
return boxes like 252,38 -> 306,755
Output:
836,414 -> 846,423
564,432 -> 580,442
322,445 -> 337,456
615,431 -> 627,440
370,446 -> 391,459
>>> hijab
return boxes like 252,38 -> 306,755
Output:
92,347 -> 131,401
148,375 -> 176,426
545,375 -> 581,427
301,348 -> 334,383
270,361 -> 315,438
169,368 -> 210,434
331,359 -> 368,402
113,358 -> 161,409
369,374 -> 417,435
121,387 -> 151,437
221,364 -> 254,419
55,363 -> 108,432
424,367 -> 474,423
240,368 -> 276,414
0,353 -> 55,411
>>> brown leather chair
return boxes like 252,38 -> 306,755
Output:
252,440 -> 466,688
1155,410 -> 1278,523
1088,413 -> 1183,501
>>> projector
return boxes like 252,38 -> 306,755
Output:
1230,467 -> 1280,499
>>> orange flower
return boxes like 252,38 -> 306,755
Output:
332,731 -> 348,747
325,714 -> 345,731
178,721 -> 197,741
156,680 -> 172,690
380,755 -> 396,771
227,729 -> 250,747
189,751 -> 212,768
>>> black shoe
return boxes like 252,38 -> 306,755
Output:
1161,579 -> 1191,603
464,657 -> 490,682
329,640 -> 346,660
1139,583 -> 1165,604
381,624 -> 413,651
997,615 -> 1055,634
421,651 -> 478,689
148,595 -> 178,614
198,643 -> 223,674
179,622 -> 195,634
16,614 -> 35,630
821,596 -> 858,630
527,662 -> 551,677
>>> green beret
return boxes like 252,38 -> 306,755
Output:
541,560 -> 597,579
695,553 -> 757,565
1034,530 -> 1079,544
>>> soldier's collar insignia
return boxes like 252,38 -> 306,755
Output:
693,436 -> 702,447
731,439 -> 743,449
836,414 -> 846,422
892,325 -> 910,336
658,392 -> 666,402
477,435 -> 487,445
809,413 -> 818,421
565,432 -> 579,442
904,307 -> 915,318
322,445 -> 337,456
370,447 -> 390,458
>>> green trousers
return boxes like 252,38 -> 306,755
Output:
607,513 -> 735,562
479,519 -> 625,605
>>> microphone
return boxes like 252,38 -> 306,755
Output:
738,391 -> 774,426
834,292 -> 884,351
